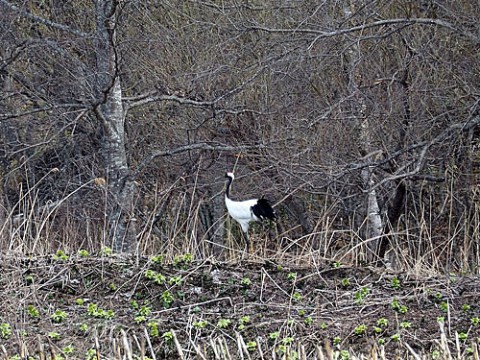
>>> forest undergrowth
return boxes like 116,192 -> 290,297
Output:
1,247 -> 480,360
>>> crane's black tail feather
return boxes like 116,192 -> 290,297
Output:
252,198 -> 276,221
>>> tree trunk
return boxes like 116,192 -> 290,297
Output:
343,2 -> 384,262
94,0 -> 137,252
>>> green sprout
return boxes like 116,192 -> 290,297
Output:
339,350 -> 350,360
354,324 -> 368,335
51,309 -> 68,323
391,298 -> 408,313
391,333 -> 400,342
78,249 -> 89,257
48,331 -> 61,341
173,253 -> 193,267
391,277 -> 401,290
292,292 -> 302,302
246,341 -> 257,351
150,254 -> 164,264
377,318 -> 388,328
354,286 -> 370,304
87,303 -> 98,316
161,291 -> 174,308
135,315 -> 147,324
238,315 -> 250,330
276,345 -> 295,357
144,269 -> 156,280
193,320 -> 208,329
162,331 -> 174,344
471,317 -> 480,326
62,345 -> 75,355
217,319 -> 231,329
304,316 -> 313,326
240,315 -> 250,325
241,277 -> 252,287
341,278 -> 350,287
269,331 -> 280,340
458,332 -> 468,342
138,305 -> 152,317
0,323 -> 12,339
7,356 -> 21,360
147,321 -> 160,337
85,348 -> 96,360
287,272 -> 297,281
53,250 -> 69,261
101,246 -> 113,256
27,305 -> 40,318
462,304 -> 471,313
79,323 -> 89,332
144,269 -> 166,285
154,273 -> 166,284
333,336 -> 342,346
400,321 -> 412,329
87,303 -> 114,319
439,301 -> 449,313
76,298 -> 85,306
168,276 -> 182,286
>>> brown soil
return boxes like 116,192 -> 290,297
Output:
1,255 -> 479,359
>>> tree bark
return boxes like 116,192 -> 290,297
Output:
343,2 -> 384,262
94,0 -> 137,252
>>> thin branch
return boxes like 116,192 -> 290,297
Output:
125,64 -> 270,111
366,115 -> 480,191
0,104 -> 87,121
124,93 -> 216,111
246,18 -> 479,44
0,0 -> 90,37
132,142 -> 268,178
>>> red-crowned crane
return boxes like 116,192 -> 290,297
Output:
224,172 -> 276,253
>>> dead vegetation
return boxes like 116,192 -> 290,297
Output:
2,1 -> 480,359
1,253 -> 479,359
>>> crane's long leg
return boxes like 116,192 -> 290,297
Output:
239,230 -> 251,257
243,231 -> 253,255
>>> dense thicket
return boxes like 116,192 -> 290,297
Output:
1,1 -> 479,272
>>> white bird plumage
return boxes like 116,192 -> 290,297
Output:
224,172 -> 276,252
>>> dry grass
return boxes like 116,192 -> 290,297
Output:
1,176 -> 480,359
0,252 -> 479,360
4,328 -> 477,360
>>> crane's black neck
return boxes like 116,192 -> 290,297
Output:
225,175 -> 233,199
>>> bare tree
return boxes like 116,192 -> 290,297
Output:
1,1 -> 480,270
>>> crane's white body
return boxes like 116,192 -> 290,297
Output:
224,196 -> 259,233
224,172 -> 276,253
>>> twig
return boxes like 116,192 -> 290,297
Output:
171,329 -> 186,360
0,0 -> 89,37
